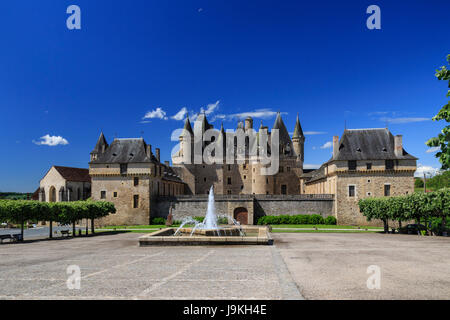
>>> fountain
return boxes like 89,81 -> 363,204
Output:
139,186 -> 273,246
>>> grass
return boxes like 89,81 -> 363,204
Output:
272,229 -> 380,233
269,224 -> 382,230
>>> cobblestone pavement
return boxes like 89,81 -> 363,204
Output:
274,232 -> 450,299
0,233 -> 302,300
1,232 -> 449,300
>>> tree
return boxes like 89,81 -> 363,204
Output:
426,54 -> 450,169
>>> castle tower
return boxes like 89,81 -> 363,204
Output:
292,113 -> 305,163
90,132 -> 108,162
179,117 -> 194,164
245,116 -> 253,131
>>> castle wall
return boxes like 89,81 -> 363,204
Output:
153,194 -> 334,225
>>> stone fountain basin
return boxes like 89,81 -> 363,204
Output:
177,227 -> 243,236
139,226 -> 273,246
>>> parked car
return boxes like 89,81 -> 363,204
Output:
399,224 -> 427,235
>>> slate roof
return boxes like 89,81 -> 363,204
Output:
162,165 -> 184,183
292,114 -> 304,139
91,132 -> 108,154
333,128 -> 417,161
91,138 -> 156,164
54,166 -> 91,182
272,112 -> 293,146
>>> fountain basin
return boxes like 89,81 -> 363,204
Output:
139,226 -> 273,246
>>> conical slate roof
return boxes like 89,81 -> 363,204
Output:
180,117 -> 193,137
292,114 -> 304,139
91,132 -> 108,154
272,112 -> 292,146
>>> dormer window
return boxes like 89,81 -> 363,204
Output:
382,147 -> 387,152
348,160 -> 357,171
356,147 -> 361,152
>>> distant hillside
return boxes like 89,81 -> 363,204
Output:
0,192 -> 32,200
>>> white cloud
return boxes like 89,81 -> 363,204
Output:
200,101 -> 220,116
33,134 -> 69,147
171,107 -> 188,121
143,107 -> 168,120
320,141 -> 333,149
304,131 -> 327,135
414,164 -> 441,177
426,146 -> 440,153
216,109 -> 285,121
380,117 -> 430,124
303,164 -> 321,169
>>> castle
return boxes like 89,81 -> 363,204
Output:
36,112 -> 417,226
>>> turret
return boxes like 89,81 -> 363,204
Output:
292,113 -> 305,162
90,132 -> 108,162
179,117 -> 194,164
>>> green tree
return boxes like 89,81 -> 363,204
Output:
426,54 -> 450,169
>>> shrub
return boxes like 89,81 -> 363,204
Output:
257,214 -> 327,225
151,217 -> 165,225
194,217 -> 204,223
324,216 -> 337,225
309,214 -> 325,225
217,217 -> 228,224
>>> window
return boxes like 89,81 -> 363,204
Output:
227,190 -> 232,195
228,165 -> 231,171
100,191 -> 106,199
368,179 -> 371,183
266,178 -> 269,184
133,195 -> 139,208
367,192 -> 372,196
281,185 -> 287,195
287,167 -> 291,172
366,163 -> 372,170
384,184 -> 391,196
227,177 -> 231,185
120,164 -> 128,175
113,192 -> 117,198
240,185 -> 244,190
203,177 -> 206,182
280,166 -> 284,173
348,185 -> 355,197
243,175 -> 246,180
385,160 -> 394,170
348,160 -> 357,171
243,164 -> 247,169
134,177 -> 139,186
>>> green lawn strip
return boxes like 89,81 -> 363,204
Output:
272,229 -> 380,233
269,224 -> 382,230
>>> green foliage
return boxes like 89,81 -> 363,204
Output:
426,54 -> 450,169
414,178 -> 424,188
0,200 -> 116,224
256,214 -> 329,225
426,170 -> 450,190
151,217 -> 166,225
358,189 -> 450,229
324,216 -> 337,225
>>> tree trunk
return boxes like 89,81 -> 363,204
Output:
73,221 -> 76,237
383,219 -> 389,233
20,220 -> 24,241
91,219 -> 95,234
398,220 -> 402,229
85,219 -> 88,236
49,220 -> 53,239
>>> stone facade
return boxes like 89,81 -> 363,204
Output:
172,112 -> 304,196
38,166 -> 91,202
301,129 -> 417,226
153,194 -> 334,225
89,134 -> 184,226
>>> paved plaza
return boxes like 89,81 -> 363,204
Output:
0,232 -> 449,300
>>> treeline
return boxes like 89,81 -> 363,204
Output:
414,171 -> 450,190
0,192 -> 31,200
359,188 -> 449,233
0,200 -> 116,240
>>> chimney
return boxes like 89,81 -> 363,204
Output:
156,148 -> 160,162
332,136 -> 339,159
146,144 -> 152,158
394,135 -> 403,157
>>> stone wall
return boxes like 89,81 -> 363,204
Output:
153,194 -> 334,225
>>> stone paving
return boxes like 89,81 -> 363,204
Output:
0,233 -> 302,300
1,232 -> 450,299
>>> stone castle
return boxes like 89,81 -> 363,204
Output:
36,112 -> 417,226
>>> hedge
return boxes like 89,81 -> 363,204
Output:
0,200 -> 116,240
257,214 -> 335,225
359,188 -> 450,233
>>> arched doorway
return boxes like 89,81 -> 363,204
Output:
49,186 -> 57,202
233,207 -> 248,225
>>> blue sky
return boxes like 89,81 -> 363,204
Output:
0,0 -> 449,192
